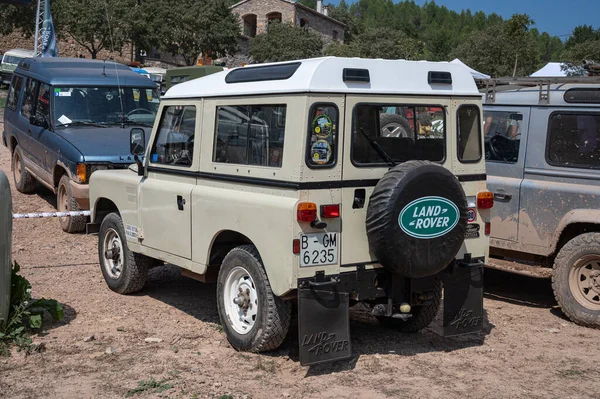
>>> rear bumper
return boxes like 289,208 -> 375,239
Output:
69,181 -> 90,210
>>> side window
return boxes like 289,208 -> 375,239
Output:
214,104 -> 287,167
150,105 -> 196,167
21,78 -> 38,120
307,104 -> 338,168
547,112 -> 600,169
6,76 -> 23,111
483,110 -> 523,164
35,83 -> 51,120
457,105 -> 482,163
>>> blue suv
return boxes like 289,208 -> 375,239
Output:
2,58 -> 159,232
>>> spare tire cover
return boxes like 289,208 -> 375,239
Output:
366,160 -> 467,278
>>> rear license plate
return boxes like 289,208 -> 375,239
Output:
300,233 -> 338,267
298,289 -> 351,366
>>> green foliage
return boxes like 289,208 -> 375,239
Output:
0,262 -> 63,356
250,22 -> 324,63
325,27 -> 424,60
0,3 -> 36,36
125,377 -> 174,397
141,0 -> 239,66
297,0 -> 317,9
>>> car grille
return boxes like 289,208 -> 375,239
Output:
86,163 -> 131,179
0,71 -> 12,83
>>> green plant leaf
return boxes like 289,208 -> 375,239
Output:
27,314 -> 42,329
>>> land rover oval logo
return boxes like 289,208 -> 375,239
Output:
399,196 -> 460,239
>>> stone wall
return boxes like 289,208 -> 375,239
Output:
0,31 -> 133,64
234,0 -> 295,37
295,7 -> 344,44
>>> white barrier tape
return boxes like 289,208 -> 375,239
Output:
12,211 -> 91,219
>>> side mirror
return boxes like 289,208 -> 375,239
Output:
30,114 -> 49,129
130,128 -> 146,156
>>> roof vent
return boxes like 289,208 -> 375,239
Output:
343,68 -> 370,83
428,71 -> 452,85
225,62 -> 301,84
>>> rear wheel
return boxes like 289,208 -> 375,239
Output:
378,280 -> 442,332
217,245 -> 291,352
553,233 -> 600,328
57,175 -> 86,233
11,145 -> 37,193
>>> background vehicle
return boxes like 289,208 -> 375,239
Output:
0,49 -> 33,87
88,57 -> 491,366
164,65 -> 223,91
144,67 -> 167,94
481,76 -> 600,328
2,57 -> 158,233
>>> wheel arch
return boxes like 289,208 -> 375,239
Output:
207,229 -> 253,269
92,197 -> 120,226
9,136 -> 17,154
553,210 -> 600,256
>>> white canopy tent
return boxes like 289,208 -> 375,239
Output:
530,62 -> 568,77
450,59 -> 490,79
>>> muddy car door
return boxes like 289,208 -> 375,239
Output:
484,107 -> 530,242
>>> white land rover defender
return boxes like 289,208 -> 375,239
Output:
87,57 -> 493,366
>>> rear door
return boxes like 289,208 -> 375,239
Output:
484,107 -> 530,242
341,95 -> 451,266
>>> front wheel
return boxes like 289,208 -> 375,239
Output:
98,212 -> 152,294
217,245 -> 291,352
553,233 -> 600,328
57,175 -> 86,233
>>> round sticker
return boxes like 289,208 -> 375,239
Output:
312,114 -> 333,139
310,140 -> 331,165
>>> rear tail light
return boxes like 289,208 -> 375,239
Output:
477,191 -> 494,209
293,239 -> 300,254
321,204 -> 340,218
297,202 -> 317,223
485,222 -> 491,236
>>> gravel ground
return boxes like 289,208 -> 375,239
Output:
0,90 -> 599,399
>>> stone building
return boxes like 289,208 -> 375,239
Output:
226,0 -> 345,66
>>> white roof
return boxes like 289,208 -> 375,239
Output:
450,59 -> 490,79
3,48 -> 34,57
530,62 -> 568,77
163,57 -> 480,99
491,83 -> 600,106
144,67 -> 166,75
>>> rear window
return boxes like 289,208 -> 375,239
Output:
6,75 -> 23,111
547,112 -> 600,169
306,104 -> 339,168
457,105 -> 482,163
352,104 -> 445,166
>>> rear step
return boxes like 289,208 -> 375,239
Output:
486,258 -> 552,279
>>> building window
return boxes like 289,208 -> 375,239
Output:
300,18 -> 308,28
267,12 -> 282,26
333,30 -> 339,41
243,14 -> 257,38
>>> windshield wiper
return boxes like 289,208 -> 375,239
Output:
56,121 -> 107,128
359,127 -> 397,167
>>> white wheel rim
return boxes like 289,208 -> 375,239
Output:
223,266 -> 259,335
382,122 -> 410,138
102,228 -> 124,279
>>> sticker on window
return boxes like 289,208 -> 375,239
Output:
307,105 -> 338,167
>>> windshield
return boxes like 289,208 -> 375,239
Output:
53,86 -> 160,127
352,104 -> 446,165
2,55 -> 24,65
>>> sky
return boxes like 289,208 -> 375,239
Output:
327,0 -> 598,38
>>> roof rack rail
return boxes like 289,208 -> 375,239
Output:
475,76 -> 600,105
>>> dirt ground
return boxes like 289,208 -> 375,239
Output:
0,90 -> 599,399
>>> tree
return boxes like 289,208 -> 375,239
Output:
250,22 -> 323,63
0,2 -> 36,36
325,27 -> 424,60
329,0 -> 360,43
565,25 -> 600,49
144,0 -> 239,66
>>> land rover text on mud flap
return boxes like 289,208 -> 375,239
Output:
87,57 -> 492,366
480,76 -> 600,328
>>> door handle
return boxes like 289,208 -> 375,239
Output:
28,129 -> 32,135
494,192 -> 512,202
353,189 -> 366,209
177,195 -> 185,211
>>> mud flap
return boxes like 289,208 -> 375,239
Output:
298,289 -> 352,366
443,263 -> 484,337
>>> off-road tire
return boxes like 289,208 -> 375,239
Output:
378,280 -> 442,332
57,175 -> 87,233
552,233 -> 600,328
98,212 -> 151,294
11,145 -> 37,193
380,113 -> 414,139
217,245 -> 291,352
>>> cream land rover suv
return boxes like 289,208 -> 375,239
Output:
87,57 -> 493,366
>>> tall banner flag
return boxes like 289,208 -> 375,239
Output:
40,0 -> 58,57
